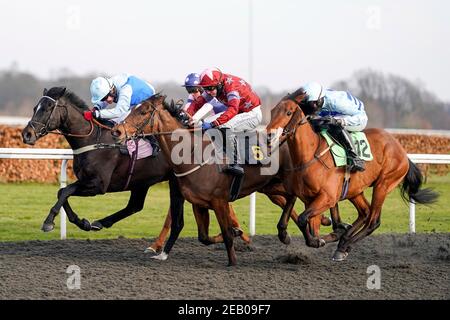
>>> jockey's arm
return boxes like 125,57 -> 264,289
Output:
186,95 -> 207,116
338,112 -> 368,131
211,92 -> 240,127
97,85 -> 133,120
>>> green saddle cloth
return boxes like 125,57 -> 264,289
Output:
320,130 -> 373,167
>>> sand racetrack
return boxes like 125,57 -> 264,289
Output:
0,233 -> 449,300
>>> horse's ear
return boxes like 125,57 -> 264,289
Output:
43,88 -> 48,96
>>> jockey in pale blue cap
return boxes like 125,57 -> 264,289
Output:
85,73 -> 155,124
301,82 -> 368,172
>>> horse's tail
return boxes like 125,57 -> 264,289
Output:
400,159 -> 439,205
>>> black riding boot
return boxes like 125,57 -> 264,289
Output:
222,129 -> 244,176
328,125 -> 365,172
145,135 -> 160,157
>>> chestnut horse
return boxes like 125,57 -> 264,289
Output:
111,94 -> 337,266
266,89 -> 439,261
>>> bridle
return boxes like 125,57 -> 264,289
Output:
281,98 -> 311,137
28,94 -> 109,139
29,95 -> 63,139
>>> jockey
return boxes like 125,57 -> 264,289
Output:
182,73 -> 203,111
300,82 -> 367,172
186,68 -> 263,176
182,72 -> 228,124
85,73 -> 156,124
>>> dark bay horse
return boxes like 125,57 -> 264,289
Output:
21,87 -> 187,255
111,94 -> 338,266
21,87 -> 249,254
266,89 -> 439,260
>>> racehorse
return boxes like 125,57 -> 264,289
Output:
21,87 -> 249,255
110,94 -> 341,266
266,89 -> 439,260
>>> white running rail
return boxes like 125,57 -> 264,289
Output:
1,148 -> 449,238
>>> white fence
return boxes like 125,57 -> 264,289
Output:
1,148 -> 449,239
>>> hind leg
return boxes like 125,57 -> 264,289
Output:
333,188 -> 387,261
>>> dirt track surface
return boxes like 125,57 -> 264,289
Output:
0,234 -> 449,300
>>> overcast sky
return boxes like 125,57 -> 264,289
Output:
1,0 -> 449,101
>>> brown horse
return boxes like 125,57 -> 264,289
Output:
111,94 -> 335,266
266,89 -> 439,260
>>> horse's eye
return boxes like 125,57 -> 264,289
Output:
287,111 -> 292,116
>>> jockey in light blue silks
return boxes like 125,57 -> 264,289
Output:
300,82 -> 368,172
85,73 -> 156,124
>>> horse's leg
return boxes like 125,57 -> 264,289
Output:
42,182 -> 86,232
151,175 -> 185,261
229,205 -> 251,244
333,184 -> 387,261
61,200 -> 91,231
297,194 -> 334,248
274,195 -> 297,245
193,205 -> 223,245
319,204 -> 352,244
211,199 -> 237,266
91,186 -> 149,229
145,208 -> 172,254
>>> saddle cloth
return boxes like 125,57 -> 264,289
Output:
126,138 -> 154,160
320,130 -> 373,167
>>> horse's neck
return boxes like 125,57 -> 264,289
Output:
155,116 -> 201,173
60,103 -> 103,149
288,123 -> 320,165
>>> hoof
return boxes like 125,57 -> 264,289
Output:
144,246 -> 160,254
90,221 -> 103,231
332,250 -> 349,261
150,252 -> 168,261
41,222 -> 55,232
278,231 -> 291,245
321,216 -> 332,226
232,227 -> 243,238
79,218 -> 91,231
319,238 -> 326,247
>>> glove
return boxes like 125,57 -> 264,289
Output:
83,108 -> 99,121
321,116 -> 344,127
201,122 -> 213,131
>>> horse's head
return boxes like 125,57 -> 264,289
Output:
111,94 -> 170,143
266,89 -> 310,144
22,87 -> 67,145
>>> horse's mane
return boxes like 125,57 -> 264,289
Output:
286,87 -> 306,102
46,87 -> 89,111
63,90 -> 90,111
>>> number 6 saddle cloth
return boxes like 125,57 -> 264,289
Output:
321,129 -> 373,167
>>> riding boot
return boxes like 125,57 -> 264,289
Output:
328,125 -> 365,172
145,135 -> 160,157
221,129 -> 244,176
